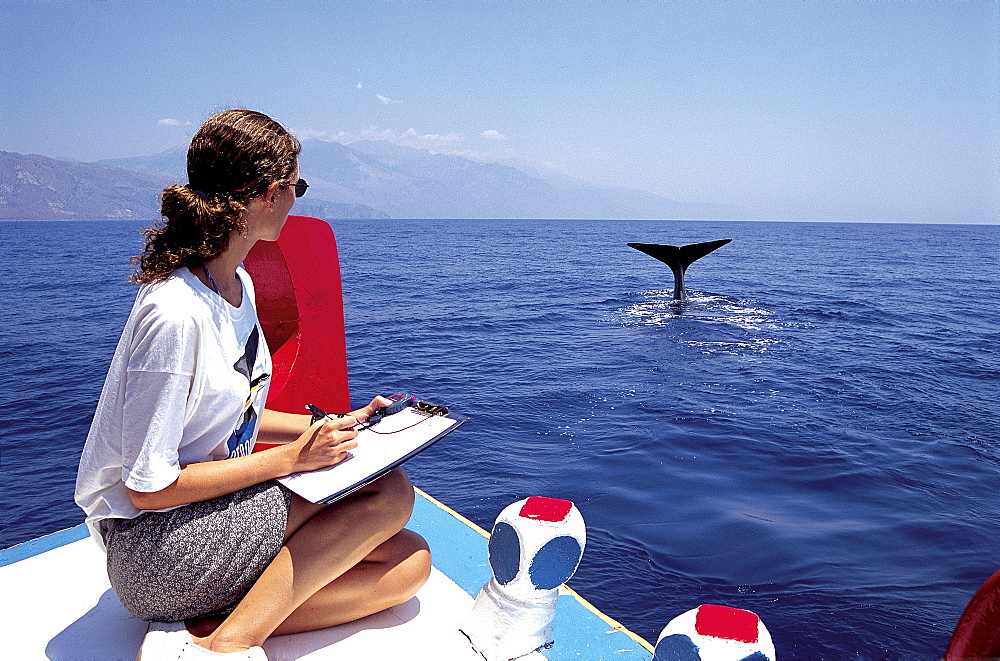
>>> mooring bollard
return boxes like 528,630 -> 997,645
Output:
460,496 -> 586,661
653,603 -> 775,661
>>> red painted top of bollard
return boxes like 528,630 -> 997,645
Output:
694,604 -> 760,644
519,497 -> 573,523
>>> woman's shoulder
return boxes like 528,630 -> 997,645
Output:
236,264 -> 257,300
133,268 -> 215,326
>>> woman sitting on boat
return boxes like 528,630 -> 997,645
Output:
74,109 -> 431,660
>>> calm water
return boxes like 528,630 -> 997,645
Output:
1,218 -> 998,659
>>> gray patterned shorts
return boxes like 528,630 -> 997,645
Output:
105,480 -> 293,622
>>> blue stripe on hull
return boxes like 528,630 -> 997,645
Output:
406,491 -> 494,596
0,523 -> 89,567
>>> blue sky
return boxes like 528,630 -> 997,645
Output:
2,0 -> 997,223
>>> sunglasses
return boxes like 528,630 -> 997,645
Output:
282,178 -> 309,197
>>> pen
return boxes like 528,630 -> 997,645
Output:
306,404 -> 339,425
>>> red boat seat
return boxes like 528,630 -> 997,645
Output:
945,567 -> 1000,659
244,215 -> 351,449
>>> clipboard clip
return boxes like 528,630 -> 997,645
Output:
415,400 -> 449,416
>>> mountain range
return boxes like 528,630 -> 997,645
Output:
2,141 -> 739,221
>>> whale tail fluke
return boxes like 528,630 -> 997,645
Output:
627,239 -> 732,300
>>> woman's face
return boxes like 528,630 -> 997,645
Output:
254,162 -> 298,242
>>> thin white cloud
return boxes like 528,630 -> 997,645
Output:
297,127 -> 394,143
157,118 -> 192,126
440,148 -> 517,162
302,126 -> 462,151
357,82 -> 363,89
294,129 -> 349,141
358,126 -> 398,141
376,94 -> 402,105
481,129 -> 508,141
397,128 -> 461,149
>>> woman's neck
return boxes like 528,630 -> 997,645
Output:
202,236 -> 252,307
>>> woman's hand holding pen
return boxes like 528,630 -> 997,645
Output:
291,396 -> 392,472
291,415 -> 360,472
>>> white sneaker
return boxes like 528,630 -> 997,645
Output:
137,621 -> 190,661
176,642 -> 267,660
137,621 -> 267,661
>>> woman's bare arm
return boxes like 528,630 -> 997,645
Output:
127,396 -> 392,511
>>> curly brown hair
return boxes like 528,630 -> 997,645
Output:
130,109 -> 301,283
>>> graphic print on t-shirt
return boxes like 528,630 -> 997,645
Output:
227,325 -> 270,458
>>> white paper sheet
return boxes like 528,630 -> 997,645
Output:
277,407 -> 465,503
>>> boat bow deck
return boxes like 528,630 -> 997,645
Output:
1,490 -> 652,660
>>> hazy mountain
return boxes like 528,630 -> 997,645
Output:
302,139 -> 566,219
3,141 -> 739,221
341,139 -> 740,219
1,151 -> 169,220
346,140 -> 428,166
98,144 -> 392,219
99,147 -> 187,180
2,150 -> 387,220
290,198 -> 389,220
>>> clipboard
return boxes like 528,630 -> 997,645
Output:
277,405 -> 467,504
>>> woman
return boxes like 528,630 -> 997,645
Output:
75,109 -> 431,660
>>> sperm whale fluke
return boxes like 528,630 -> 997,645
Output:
627,239 -> 732,300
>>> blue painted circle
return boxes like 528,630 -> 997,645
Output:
488,521 -> 521,585
528,535 -> 582,590
653,634 -> 701,661
738,654 -> 769,661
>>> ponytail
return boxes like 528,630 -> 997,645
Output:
129,109 -> 299,284
129,185 -> 248,283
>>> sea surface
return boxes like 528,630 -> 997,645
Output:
1,218 -> 998,659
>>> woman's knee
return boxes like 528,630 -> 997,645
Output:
368,468 -> 415,523
378,467 -> 415,501
393,527 -> 430,559
385,529 -> 432,594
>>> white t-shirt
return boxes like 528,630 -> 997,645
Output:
75,266 -> 272,549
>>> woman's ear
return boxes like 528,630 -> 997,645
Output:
265,181 -> 281,207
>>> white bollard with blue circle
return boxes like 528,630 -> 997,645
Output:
653,603 -> 775,661
460,496 -> 586,661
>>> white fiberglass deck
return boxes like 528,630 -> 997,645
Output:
0,490 -> 653,660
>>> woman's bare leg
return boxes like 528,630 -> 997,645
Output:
195,468 -> 431,652
186,530 -> 430,639
272,528 -> 430,635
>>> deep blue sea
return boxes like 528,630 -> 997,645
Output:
1,218 -> 998,659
